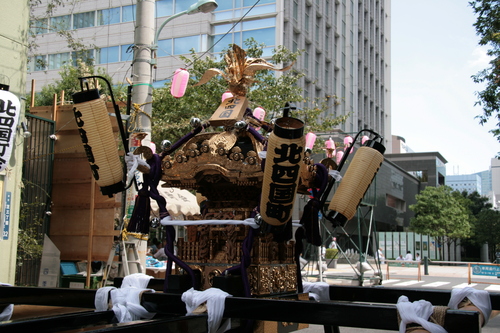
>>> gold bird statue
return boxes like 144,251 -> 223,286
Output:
194,44 -> 293,97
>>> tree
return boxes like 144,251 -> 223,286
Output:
30,60 -> 122,107
459,190 -> 493,259
469,0 -> 500,157
151,39 -> 349,145
474,209 -> 500,261
29,0 -> 94,70
409,186 -> 472,260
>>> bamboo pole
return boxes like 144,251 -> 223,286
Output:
30,79 -> 35,108
86,176 -> 96,288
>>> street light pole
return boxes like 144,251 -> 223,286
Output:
131,0 -> 218,147
125,0 -> 218,273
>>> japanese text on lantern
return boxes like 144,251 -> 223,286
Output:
73,108 -> 100,180
265,143 -> 302,222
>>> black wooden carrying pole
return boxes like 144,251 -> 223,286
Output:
2,285 -> 498,333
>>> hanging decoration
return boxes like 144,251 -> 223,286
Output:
305,132 -> 316,152
252,106 -> 266,131
221,91 -> 233,102
170,68 -> 189,98
327,138 -> 385,226
72,89 -> 125,197
260,117 -> 305,226
325,137 -> 335,158
343,136 -> 353,152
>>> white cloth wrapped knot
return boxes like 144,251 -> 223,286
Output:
95,273 -> 155,323
303,282 -> 330,301
182,287 -> 231,333
0,283 -> 13,321
396,296 -> 447,333
448,287 -> 492,325
329,170 -> 343,182
125,152 -> 150,179
95,286 -> 117,312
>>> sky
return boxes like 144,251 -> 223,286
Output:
391,0 -> 499,175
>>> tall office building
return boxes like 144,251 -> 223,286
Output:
29,0 -> 391,148
445,174 -> 482,195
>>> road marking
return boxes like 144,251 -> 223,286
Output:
393,280 -> 423,286
485,285 -> 500,291
421,281 -> 450,287
452,283 -> 477,289
382,279 -> 400,284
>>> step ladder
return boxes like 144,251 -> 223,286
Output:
102,241 -> 144,286
121,241 -> 143,275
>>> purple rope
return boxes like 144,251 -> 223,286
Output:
222,211 -> 258,297
247,125 -> 266,144
295,163 -> 329,286
160,124 -> 205,159
126,189 -> 151,234
163,225 -> 198,292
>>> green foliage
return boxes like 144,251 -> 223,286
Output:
409,186 -> 471,238
17,201 -> 45,264
473,209 -> 500,260
469,0 -> 500,158
151,39 -> 348,144
461,190 -> 500,260
325,248 -> 339,259
409,186 -> 472,259
29,60 -> 125,107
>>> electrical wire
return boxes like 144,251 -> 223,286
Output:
153,0 -> 262,83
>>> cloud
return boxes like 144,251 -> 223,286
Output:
468,46 -> 491,69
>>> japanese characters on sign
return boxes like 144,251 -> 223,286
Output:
2,191 -> 11,240
209,96 -> 248,127
0,90 -> 21,172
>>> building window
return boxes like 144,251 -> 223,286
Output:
50,15 -> 71,31
73,11 -> 95,29
98,8 -> 120,25
242,27 -> 275,47
174,35 -> 200,55
121,44 -> 134,62
122,5 -> 136,22
410,170 -> 428,182
386,194 -> 406,212
48,52 -> 70,70
31,18 -> 48,34
98,46 -> 119,64
212,18 -> 276,54
243,0 -> 274,5
72,50 -> 94,66
28,55 -> 47,72
157,39 -> 173,57
156,0 -> 173,17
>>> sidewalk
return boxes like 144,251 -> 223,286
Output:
304,262 -> 480,282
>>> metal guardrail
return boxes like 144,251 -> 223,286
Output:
385,260 -> 422,281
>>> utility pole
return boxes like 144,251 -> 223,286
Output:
123,0 -> 156,272
131,0 -> 155,148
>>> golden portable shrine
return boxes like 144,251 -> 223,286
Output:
119,44 -> 386,298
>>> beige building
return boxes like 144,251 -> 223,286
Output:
0,3 -> 30,284
28,0 -> 392,149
